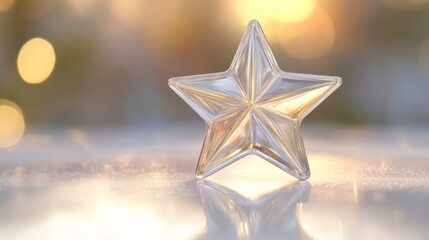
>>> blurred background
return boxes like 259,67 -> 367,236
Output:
1,2 -> 429,239
1,0 -> 429,148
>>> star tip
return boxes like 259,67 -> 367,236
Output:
195,173 -> 204,180
248,19 -> 261,27
335,77 -> 343,85
167,78 -> 175,87
296,171 -> 311,181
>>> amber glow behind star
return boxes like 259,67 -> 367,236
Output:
169,20 -> 341,180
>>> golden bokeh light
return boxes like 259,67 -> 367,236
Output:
277,7 -> 335,60
17,38 -> 56,84
258,0 -> 317,23
234,0 -> 317,41
235,0 -> 317,25
0,99 -> 25,148
0,0 -> 14,12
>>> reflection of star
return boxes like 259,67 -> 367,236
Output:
169,20 -> 341,180
193,180 -> 311,240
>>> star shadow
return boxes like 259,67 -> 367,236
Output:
192,180 -> 312,240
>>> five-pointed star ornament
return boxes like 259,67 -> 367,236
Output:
169,20 -> 341,180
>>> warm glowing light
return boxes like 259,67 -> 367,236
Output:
207,155 -> 295,199
0,0 -> 14,12
17,38 -> 56,84
0,99 -> 25,148
234,0 -> 317,42
235,0 -> 316,25
277,7 -> 335,60
260,0 -> 317,23
0,179 -> 204,239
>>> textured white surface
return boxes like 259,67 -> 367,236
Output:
0,125 -> 428,240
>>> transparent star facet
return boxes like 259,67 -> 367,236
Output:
194,180 -> 311,239
169,20 -> 341,180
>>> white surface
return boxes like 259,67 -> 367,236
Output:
0,125 -> 428,240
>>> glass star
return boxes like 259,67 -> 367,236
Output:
169,20 -> 341,180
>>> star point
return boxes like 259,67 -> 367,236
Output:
169,20 -> 341,180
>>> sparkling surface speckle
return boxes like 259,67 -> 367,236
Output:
0,125 -> 428,239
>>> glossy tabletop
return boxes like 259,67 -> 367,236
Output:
1,124 -> 428,240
